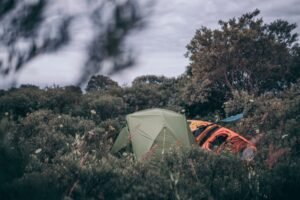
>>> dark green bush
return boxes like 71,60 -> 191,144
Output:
0,75 -> 299,200
0,86 -> 44,118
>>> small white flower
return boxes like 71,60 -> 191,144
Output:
108,125 -> 115,131
249,99 -> 254,103
59,124 -> 63,128
35,148 -> 42,154
4,112 -> 9,116
58,115 -> 62,119
281,134 -> 288,139
90,110 -> 96,115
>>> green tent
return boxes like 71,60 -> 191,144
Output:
111,108 -> 195,160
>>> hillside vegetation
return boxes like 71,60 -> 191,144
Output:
1,10 -> 300,200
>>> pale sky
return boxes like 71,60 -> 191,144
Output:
2,0 -> 300,88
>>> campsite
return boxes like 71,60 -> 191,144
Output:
1,73 -> 299,199
0,1 -> 300,199
112,109 -> 256,161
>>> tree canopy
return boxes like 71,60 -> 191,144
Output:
184,9 -> 300,110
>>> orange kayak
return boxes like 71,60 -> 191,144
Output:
188,120 -> 256,160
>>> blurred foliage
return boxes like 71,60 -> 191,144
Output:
0,0 -> 148,86
0,10 -> 300,200
0,0 -> 71,78
79,0 -> 148,85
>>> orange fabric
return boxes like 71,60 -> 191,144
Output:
188,120 -> 256,155
188,120 -> 212,132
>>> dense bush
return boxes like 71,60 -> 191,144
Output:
0,86 -> 45,118
0,77 -> 298,199
1,10 -> 300,200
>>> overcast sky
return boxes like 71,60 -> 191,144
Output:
4,0 -> 300,88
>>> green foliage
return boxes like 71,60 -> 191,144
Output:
124,75 -> 184,113
1,11 -> 300,200
82,93 -> 126,122
0,118 -> 26,185
260,158 -> 300,200
0,86 -> 44,118
86,75 -> 120,92
0,77 -> 299,199
42,86 -> 82,114
184,9 -> 300,116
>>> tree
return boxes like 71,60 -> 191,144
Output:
123,75 -> 186,112
0,0 -> 148,86
85,75 -> 119,92
132,75 -> 171,85
184,9 -> 300,113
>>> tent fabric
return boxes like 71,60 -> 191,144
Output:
111,127 -> 130,153
151,127 -> 180,158
112,108 -> 195,160
220,113 -> 244,123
